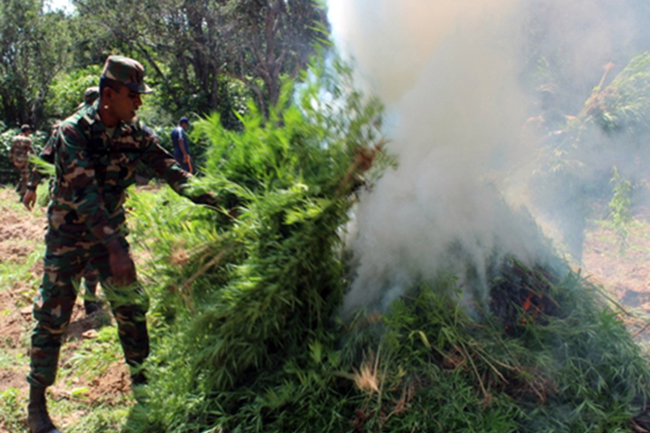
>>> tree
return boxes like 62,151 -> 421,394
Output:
0,0 -> 72,128
222,0 -> 329,117
72,0 -> 328,121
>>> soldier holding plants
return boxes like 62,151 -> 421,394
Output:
26,55 -> 217,433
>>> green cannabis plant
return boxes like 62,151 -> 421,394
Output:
122,57 -> 650,433
125,56 -> 387,432
609,166 -> 633,255
530,53 -> 650,262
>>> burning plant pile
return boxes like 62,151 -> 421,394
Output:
116,56 -> 650,433
112,1 -> 650,432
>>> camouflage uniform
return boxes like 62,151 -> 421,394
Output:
28,96 -> 191,388
9,133 -> 34,199
29,88 -> 99,188
29,90 -> 102,314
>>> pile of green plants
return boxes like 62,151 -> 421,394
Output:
120,61 -> 650,433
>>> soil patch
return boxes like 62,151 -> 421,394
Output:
0,194 -> 46,263
87,362 -> 133,404
0,288 -> 31,349
583,223 -> 650,308
0,366 -> 30,393
582,218 -> 650,340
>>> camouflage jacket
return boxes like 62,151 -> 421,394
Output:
9,134 -> 34,167
50,103 -> 191,243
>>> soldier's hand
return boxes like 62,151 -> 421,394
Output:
227,206 -> 240,219
192,192 -> 219,208
106,240 -> 136,287
23,189 -> 37,211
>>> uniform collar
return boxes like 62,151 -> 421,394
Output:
84,101 -> 134,139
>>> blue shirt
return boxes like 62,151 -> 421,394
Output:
171,126 -> 190,159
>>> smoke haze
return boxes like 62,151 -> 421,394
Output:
328,0 -> 650,313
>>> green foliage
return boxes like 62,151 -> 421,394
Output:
336,262 -> 650,433
49,399 -> 131,433
554,53 -> 650,164
583,53 -> 650,134
65,406 -> 131,433
62,326 -> 123,382
137,93 -> 174,131
0,388 -> 25,432
46,65 -> 101,120
121,59 -> 650,433
609,166 -> 633,255
529,53 -> 650,261
124,57 -> 384,433
0,0 -> 72,127
0,244 -> 45,293
74,0 -> 328,119
0,127 -> 49,185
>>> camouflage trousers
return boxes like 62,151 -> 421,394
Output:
14,164 -> 30,199
28,231 -> 149,387
82,262 -> 99,299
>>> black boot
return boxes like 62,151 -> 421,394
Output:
131,370 -> 148,386
26,385 -> 61,433
83,300 -> 102,316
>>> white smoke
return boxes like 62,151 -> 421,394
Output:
328,0 -> 552,314
330,0 -> 650,314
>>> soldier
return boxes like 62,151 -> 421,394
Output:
26,55 -> 216,433
24,87 -> 101,209
23,87 -> 103,317
8,124 -> 34,201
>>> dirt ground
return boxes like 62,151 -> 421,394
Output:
0,188 -> 132,433
582,204 -> 650,341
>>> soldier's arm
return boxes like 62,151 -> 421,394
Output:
29,168 -> 42,188
58,122 -> 120,244
8,140 -> 15,163
140,128 -> 217,206
140,127 -> 192,194
179,133 -> 189,157
28,140 -> 55,187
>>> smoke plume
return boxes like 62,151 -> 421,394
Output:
328,0 -> 650,314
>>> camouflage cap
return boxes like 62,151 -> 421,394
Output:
78,86 -> 100,110
20,124 -> 32,133
84,86 -> 100,104
101,55 -> 152,94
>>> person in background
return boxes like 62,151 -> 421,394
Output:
26,55 -> 216,433
23,87 -> 103,318
24,87 -> 101,209
8,124 -> 34,201
171,117 -> 193,173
